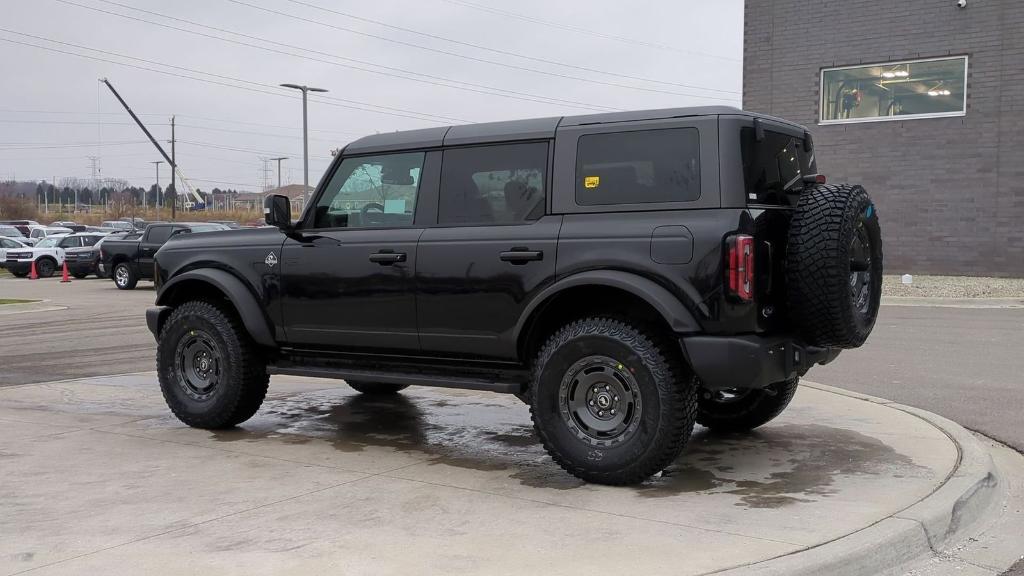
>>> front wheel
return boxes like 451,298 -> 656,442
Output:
530,317 -> 697,485
113,262 -> 137,290
157,300 -> 269,429
697,378 -> 799,432
35,258 -> 56,278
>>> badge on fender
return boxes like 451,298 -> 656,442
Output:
265,252 -> 278,268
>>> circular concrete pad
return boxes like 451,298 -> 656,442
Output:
0,374 -> 963,574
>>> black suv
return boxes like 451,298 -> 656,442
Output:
148,106 -> 883,485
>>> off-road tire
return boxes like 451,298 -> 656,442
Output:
697,378 -> 799,432
113,262 -> 137,290
36,258 -> 56,278
530,317 -> 698,485
157,300 -> 269,429
346,381 -> 409,395
787,184 -> 882,348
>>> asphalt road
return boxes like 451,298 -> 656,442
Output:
0,275 -> 155,387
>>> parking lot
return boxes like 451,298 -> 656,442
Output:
1,272 -> 1022,575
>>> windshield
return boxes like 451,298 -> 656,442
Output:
0,226 -> 22,237
35,237 -> 60,248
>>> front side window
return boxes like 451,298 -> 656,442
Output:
81,235 -> 101,247
820,56 -> 967,124
575,128 -> 700,206
313,152 -> 424,229
31,229 -> 44,239
439,142 -> 547,225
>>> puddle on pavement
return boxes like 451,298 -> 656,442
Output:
201,388 -> 926,505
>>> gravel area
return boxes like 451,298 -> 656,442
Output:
883,275 -> 1024,298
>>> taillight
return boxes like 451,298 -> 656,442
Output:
727,234 -> 755,302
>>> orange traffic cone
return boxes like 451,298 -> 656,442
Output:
60,260 -> 71,283
29,260 -> 38,280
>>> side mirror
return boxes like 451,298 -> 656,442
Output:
264,194 -> 291,230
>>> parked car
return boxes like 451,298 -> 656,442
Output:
0,236 -> 29,267
49,220 -> 77,227
5,232 -> 106,278
0,224 -> 27,240
100,222 -> 229,289
146,106 -> 883,485
100,220 -> 135,233
23,225 -> 73,246
0,220 -> 40,237
63,233 -> 110,278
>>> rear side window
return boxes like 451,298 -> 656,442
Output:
439,142 -> 547,225
145,226 -> 173,244
575,128 -> 700,206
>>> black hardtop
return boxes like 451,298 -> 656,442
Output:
343,106 -> 798,155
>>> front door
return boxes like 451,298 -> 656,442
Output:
416,141 -> 559,360
280,151 -> 428,352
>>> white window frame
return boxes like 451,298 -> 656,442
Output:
819,55 -> 968,125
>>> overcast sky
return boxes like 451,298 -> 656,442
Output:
0,0 -> 742,192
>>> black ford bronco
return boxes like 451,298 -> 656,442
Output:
147,106 -> 882,485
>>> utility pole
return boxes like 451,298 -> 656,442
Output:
271,157 -> 288,191
170,115 -> 176,219
151,160 -> 162,219
280,83 -> 327,201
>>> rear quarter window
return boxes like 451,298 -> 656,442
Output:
575,128 -> 700,206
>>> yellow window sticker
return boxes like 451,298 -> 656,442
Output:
584,176 -> 600,189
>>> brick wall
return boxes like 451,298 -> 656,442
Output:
744,0 -> 1024,277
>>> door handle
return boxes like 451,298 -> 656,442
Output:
499,249 -> 543,264
369,251 -> 406,265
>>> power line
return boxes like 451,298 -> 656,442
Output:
0,30 -> 467,124
65,0 -> 620,113
440,0 -> 741,63
284,0 -> 740,93
0,140 -> 149,150
224,0 -> 738,102
176,139 -> 333,160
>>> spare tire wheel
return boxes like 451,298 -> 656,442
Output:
786,184 -> 882,349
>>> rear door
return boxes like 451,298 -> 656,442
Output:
416,141 -> 559,360
138,225 -> 176,279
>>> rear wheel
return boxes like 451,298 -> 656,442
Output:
157,300 -> 269,429
697,378 -> 799,432
35,258 -> 56,278
113,262 -> 137,290
530,317 -> 697,485
346,381 -> 409,395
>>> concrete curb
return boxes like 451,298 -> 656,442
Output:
882,296 -> 1024,308
713,382 -> 1003,576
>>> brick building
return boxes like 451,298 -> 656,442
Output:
744,0 -> 1024,276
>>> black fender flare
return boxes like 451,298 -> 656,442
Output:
155,268 -> 276,347
514,269 -> 703,346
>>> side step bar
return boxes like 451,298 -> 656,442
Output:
267,365 -> 526,394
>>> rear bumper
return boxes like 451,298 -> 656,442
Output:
680,334 -> 840,390
146,306 -> 171,340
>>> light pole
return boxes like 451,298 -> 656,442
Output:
280,83 -> 327,202
270,156 -> 288,191
151,160 -> 163,219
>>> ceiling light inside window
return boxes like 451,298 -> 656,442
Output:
927,89 -> 952,96
881,70 -> 909,79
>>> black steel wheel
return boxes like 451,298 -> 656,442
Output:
35,258 -> 56,278
157,300 -> 268,429
530,317 -> 697,485
697,377 -> 799,432
347,381 -> 409,395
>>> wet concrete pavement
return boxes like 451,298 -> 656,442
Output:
0,373 -> 961,575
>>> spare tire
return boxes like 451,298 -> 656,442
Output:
786,184 -> 882,349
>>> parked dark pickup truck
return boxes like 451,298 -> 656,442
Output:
100,222 -> 228,289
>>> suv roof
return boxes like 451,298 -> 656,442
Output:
344,106 -> 796,155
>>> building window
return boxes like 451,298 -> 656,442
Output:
820,56 -> 967,124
